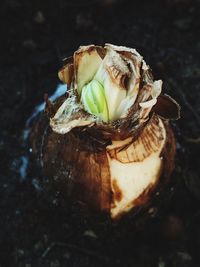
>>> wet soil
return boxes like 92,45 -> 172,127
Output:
0,0 -> 200,266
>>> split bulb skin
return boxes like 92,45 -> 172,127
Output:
31,44 -> 180,220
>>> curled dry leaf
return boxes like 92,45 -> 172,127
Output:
31,44 -> 180,220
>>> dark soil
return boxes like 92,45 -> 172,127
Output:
0,0 -> 200,266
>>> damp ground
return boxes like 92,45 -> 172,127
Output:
0,0 -> 200,266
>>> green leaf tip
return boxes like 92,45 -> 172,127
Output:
81,79 -> 109,123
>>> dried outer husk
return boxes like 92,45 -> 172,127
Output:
54,44 -> 180,139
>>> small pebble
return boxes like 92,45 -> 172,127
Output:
83,229 -> 97,238
34,11 -> 45,24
